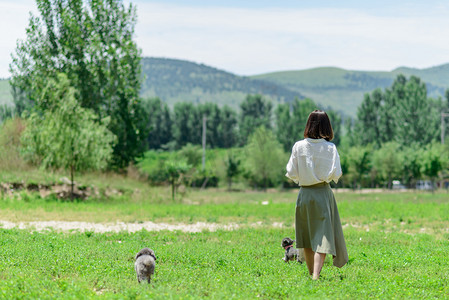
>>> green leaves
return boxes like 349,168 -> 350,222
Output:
354,75 -> 444,147
372,142 -> 403,188
164,159 -> 192,201
244,126 -> 286,189
20,73 -> 116,183
421,142 -> 449,180
10,0 -> 145,169
239,95 -> 272,145
275,98 -> 341,151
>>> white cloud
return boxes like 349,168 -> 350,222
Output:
1,0 -> 448,78
0,0 -> 38,78
134,2 -> 449,74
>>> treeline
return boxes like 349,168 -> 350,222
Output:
339,74 -> 449,189
143,95 -> 341,151
349,75 -> 448,147
4,0 -> 449,192
138,74 -> 449,190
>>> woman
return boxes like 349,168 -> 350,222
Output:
285,110 -> 348,280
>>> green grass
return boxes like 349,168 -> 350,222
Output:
0,227 -> 448,299
1,188 -> 448,230
1,184 -> 449,298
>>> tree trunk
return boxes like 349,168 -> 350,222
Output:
70,164 -> 74,201
387,174 -> 392,189
171,178 -> 175,201
201,177 -> 209,190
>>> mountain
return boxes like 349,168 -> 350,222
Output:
140,57 -> 303,109
0,58 -> 303,111
1,59 -> 448,117
252,64 -> 449,116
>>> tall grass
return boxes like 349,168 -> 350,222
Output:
0,118 -> 28,171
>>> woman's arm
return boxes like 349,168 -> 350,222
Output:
286,145 -> 300,184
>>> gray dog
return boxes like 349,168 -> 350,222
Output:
134,248 -> 157,283
281,237 -> 305,263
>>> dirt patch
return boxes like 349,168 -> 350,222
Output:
0,220 -> 280,233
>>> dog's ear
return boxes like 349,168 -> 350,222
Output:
135,248 -> 149,260
149,249 -> 157,261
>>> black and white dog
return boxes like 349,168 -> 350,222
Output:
281,237 -> 305,263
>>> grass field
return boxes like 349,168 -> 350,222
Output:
1,182 -> 449,298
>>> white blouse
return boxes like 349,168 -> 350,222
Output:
285,138 -> 342,186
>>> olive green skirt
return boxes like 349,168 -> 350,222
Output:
295,182 -> 348,268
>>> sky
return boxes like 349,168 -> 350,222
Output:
1,0 -> 449,79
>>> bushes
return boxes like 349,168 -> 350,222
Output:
0,118 -> 28,171
340,142 -> 449,189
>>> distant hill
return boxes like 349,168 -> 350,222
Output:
252,64 -> 449,116
1,59 -> 448,117
0,58 -> 303,111
140,57 -> 303,109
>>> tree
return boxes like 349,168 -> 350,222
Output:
421,142 -> 449,189
239,94 -> 272,145
244,126 -> 286,189
394,76 -> 433,146
178,143 -> 202,167
445,88 -> 449,110
164,159 -> 191,201
353,75 -> 442,147
219,105 -> 238,148
0,105 -> 16,124
401,144 -> 423,187
372,142 -> 403,189
197,103 -> 222,148
224,151 -> 241,190
143,97 -> 173,150
346,145 -> 372,189
291,98 -> 319,141
354,89 -> 382,147
172,102 -> 197,148
275,98 -> 319,151
21,74 -> 116,199
326,109 -> 342,146
10,0 -> 145,169
342,117 -> 356,147
274,102 -> 293,151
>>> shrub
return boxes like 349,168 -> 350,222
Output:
0,118 -> 28,171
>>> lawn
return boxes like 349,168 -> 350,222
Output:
0,185 -> 449,299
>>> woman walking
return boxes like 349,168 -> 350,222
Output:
286,110 -> 348,280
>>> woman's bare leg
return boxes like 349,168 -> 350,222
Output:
312,252 -> 326,280
303,248 -> 314,276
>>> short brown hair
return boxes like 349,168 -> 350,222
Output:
304,110 -> 334,141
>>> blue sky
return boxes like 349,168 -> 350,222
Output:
1,0 -> 449,78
